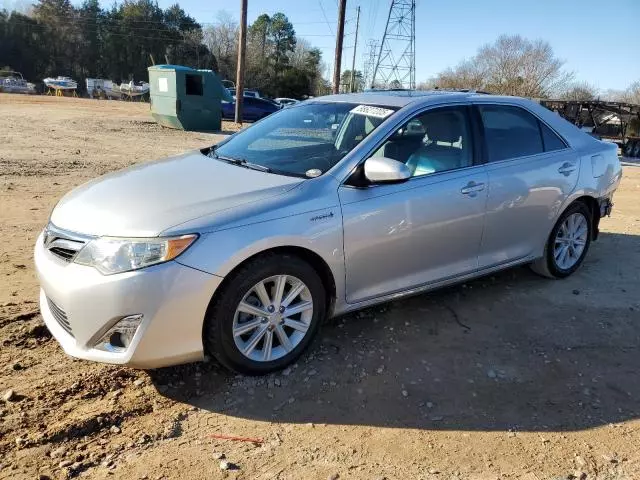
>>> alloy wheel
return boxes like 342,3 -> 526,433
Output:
553,212 -> 589,270
232,275 -> 313,362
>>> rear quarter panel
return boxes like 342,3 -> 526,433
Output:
562,141 -> 622,213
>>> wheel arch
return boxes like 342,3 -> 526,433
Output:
202,246 -> 338,339
559,194 -> 601,241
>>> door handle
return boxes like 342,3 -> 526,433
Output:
460,181 -> 485,196
558,162 -> 577,176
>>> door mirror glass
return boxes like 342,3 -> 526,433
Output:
364,156 -> 411,183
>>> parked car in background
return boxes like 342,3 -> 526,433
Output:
35,91 -> 621,374
275,97 -> 299,106
221,97 -> 281,121
227,88 -> 261,98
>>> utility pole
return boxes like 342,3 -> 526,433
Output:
349,6 -> 360,93
332,0 -> 347,94
234,0 -> 248,123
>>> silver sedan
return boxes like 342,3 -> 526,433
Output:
35,91 -> 622,373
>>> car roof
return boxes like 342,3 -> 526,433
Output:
307,90 -> 599,150
309,90 -> 484,108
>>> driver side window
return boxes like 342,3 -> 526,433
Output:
373,106 -> 473,177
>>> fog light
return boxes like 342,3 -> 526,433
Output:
94,314 -> 143,353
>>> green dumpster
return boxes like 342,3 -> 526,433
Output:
148,65 -> 232,131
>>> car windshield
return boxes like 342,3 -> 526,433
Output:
212,102 -> 397,177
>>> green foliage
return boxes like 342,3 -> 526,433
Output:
279,68 -> 311,98
269,12 -> 296,72
0,0 -> 213,92
340,70 -> 364,92
218,12 -> 323,98
0,4 -> 323,98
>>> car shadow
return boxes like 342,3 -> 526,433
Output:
149,231 -> 640,432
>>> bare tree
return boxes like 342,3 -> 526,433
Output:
477,35 -> 573,97
201,10 -> 325,97
603,80 -> 640,104
203,11 -> 239,81
558,81 -> 599,101
425,35 -> 573,98
422,59 -> 484,91
288,38 -> 313,70
620,80 -> 640,104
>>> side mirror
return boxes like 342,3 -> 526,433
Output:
364,156 -> 411,184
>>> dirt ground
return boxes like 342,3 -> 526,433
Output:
1,94 -> 639,480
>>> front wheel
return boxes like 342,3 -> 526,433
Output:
531,202 -> 592,279
204,254 -> 326,374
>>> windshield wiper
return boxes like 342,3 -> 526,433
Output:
211,152 -> 271,173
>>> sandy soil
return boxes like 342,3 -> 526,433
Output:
1,93 -> 639,480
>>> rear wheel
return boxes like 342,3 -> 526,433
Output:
531,202 -> 592,279
203,254 -> 326,374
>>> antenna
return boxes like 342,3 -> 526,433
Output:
371,0 -> 416,89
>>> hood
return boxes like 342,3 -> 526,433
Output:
50,150 -> 303,237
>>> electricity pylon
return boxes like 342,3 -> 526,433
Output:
372,0 -> 416,89
362,39 -> 380,89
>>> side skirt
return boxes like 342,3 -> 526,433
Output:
333,255 -> 536,317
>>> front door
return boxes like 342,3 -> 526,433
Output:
339,105 -> 488,304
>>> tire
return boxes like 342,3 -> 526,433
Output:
203,253 -> 326,374
531,201 -> 592,279
625,141 -> 635,157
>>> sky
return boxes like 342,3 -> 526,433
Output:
53,0 -> 640,91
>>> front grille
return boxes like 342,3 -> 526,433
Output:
49,246 -> 77,260
46,297 -> 74,338
43,224 -> 91,262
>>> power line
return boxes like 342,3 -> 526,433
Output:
7,16 -> 204,40
7,19 -> 190,43
317,0 -> 334,36
9,15 -> 338,43
5,11 -> 351,31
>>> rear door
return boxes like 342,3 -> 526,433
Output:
473,103 -> 580,268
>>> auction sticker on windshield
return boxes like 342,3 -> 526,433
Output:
350,105 -> 394,119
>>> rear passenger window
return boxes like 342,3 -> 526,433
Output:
540,122 -> 567,151
479,105 -> 543,162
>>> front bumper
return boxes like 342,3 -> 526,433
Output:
34,233 -> 223,368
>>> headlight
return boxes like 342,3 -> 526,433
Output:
74,234 -> 197,275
